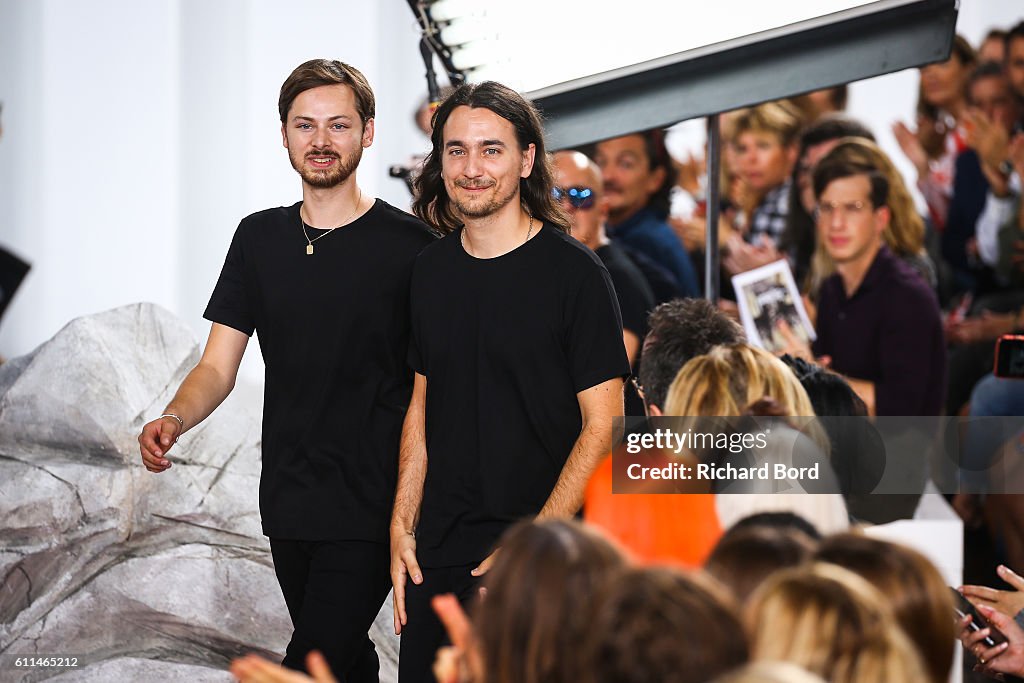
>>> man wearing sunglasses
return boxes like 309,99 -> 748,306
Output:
554,150 -> 655,416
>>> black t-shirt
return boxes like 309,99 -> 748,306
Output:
409,225 -> 630,567
595,243 -> 655,343
597,243 -> 655,416
204,199 -> 436,541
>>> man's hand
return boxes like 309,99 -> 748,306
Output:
470,549 -> 498,577
962,565 -> 1024,620
229,651 -> 337,683
390,529 -> 422,635
138,415 -> 183,472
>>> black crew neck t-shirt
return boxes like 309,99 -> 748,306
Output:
204,199 -> 436,541
408,224 -> 630,566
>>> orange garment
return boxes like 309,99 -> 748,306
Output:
584,456 -> 722,568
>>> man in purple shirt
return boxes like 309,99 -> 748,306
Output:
805,158 -> 946,416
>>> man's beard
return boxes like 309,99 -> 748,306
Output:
450,179 -> 519,218
290,147 -> 362,189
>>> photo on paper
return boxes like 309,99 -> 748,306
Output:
731,260 -> 816,353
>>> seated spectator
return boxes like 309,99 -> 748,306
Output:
778,356 -> 890,522
813,533 -> 955,683
729,102 -> 802,252
729,510 -> 822,543
784,154 -> 945,416
553,150 -> 655,415
663,343 -> 849,533
582,566 -> 748,683
746,563 -> 928,682
584,299 -> 744,565
944,61 -> 1023,294
776,116 -> 875,290
594,130 -> 700,296
807,138 -> 936,293
468,519 -> 628,683
979,28 -> 1008,65
893,35 -> 977,232
705,524 -> 815,602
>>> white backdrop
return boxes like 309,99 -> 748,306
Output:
0,0 -> 1021,387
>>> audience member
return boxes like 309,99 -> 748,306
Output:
469,519 -> 628,683
787,154 -> 945,416
582,567 -> 748,683
729,510 -> 823,543
746,563 -> 928,683
584,299 -> 743,565
777,355 -> 887,522
807,138 -> 936,293
980,28 -> 1008,65
777,116 -> 875,290
729,102 -> 802,252
705,524 -> 815,602
553,150 -> 655,415
663,343 -> 848,533
594,130 -> 700,296
944,61 -> 1023,293
893,35 -> 977,232
813,533 -> 956,683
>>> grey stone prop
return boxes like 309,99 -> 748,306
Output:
0,304 -> 398,682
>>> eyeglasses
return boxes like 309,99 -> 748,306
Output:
552,186 -> 596,210
815,200 -> 872,220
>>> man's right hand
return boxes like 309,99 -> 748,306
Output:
138,416 -> 183,473
390,529 -> 423,635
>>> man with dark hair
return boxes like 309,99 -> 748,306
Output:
137,59 -> 435,681
787,158 -> 945,416
637,298 -> 744,415
391,81 -> 629,682
594,130 -> 700,296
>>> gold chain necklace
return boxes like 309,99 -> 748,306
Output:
301,189 -> 363,255
461,214 -> 534,256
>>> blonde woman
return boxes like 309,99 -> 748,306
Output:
663,344 -> 848,533
746,563 -> 928,682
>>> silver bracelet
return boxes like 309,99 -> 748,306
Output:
159,413 -> 185,431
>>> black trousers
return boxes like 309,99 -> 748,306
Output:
270,538 -> 391,683
398,563 -> 481,683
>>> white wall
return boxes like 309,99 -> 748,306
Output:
1,0 -> 1021,384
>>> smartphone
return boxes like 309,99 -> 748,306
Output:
994,335 -> 1024,379
951,588 -> 1008,648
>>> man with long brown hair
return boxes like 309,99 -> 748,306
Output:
390,81 -> 629,681
137,59 -> 435,681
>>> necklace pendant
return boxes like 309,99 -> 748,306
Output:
306,244 -> 314,255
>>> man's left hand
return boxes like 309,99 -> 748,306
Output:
470,549 -> 499,577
